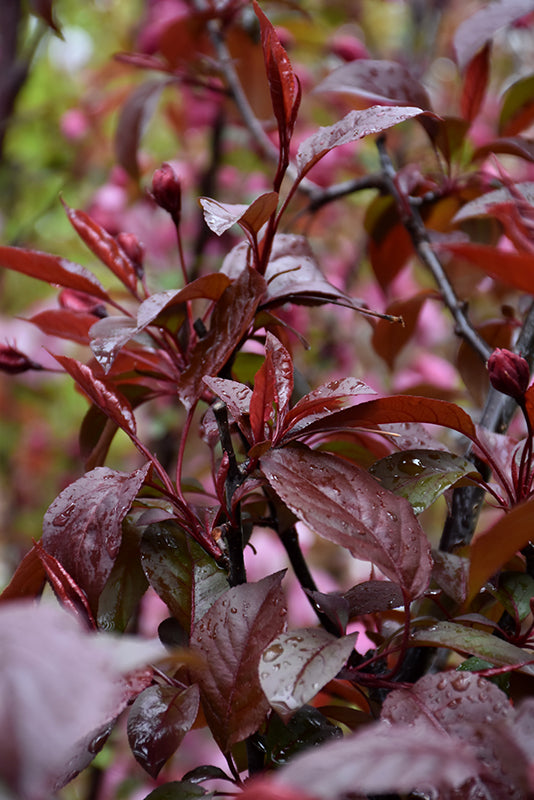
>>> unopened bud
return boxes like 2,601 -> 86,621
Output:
151,163 -> 181,219
58,289 -> 107,318
0,344 -> 43,374
117,232 -> 145,279
488,348 -> 530,401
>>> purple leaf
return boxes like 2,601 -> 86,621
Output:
53,354 -> 137,434
190,572 -> 287,752
473,136 -> 534,163
259,628 -> 357,722
454,0 -> 534,71
0,246 -> 110,301
115,80 -> 166,180
283,376 -> 376,437
296,106 -> 427,177
275,721 -> 479,799
314,59 -> 432,109
178,267 -> 266,410
28,308 -> 98,344
127,684 -> 200,777
0,602 -> 159,800
344,579 -> 404,616
261,445 -> 432,600
203,377 -> 253,438
89,317 -> 139,373
140,521 -> 228,634
42,463 -> 150,612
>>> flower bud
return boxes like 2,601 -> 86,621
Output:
0,344 -> 42,374
487,348 -> 530,401
151,163 -> 181,219
117,232 -> 145,279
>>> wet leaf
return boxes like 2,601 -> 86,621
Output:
0,544 -> 46,602
200,192 -> 278,237
454,0 -> 534,71
460,43 -> 491,123
468,497 -> 534,605
259,628 -> 356,722
89,317 -> 139,373
190,572 -> 287,752
0,246 -> 110,301
410,621 -> 534,674
261,445 -> 432,599
143,784 -> 212,800
369,449 -> 478,514
42,464 -> 150,612
140,521 -> 228,635
127,684 -> 200,777
178,267 -> 266,409
62,201 -> 138,291
275,721 -> 479,799
296,106 -> 426,177
253,0 -> 300,154
52,354 -> 137,435
431,550 -> 469,605
344,579 -> 404,616
314,59 -> 432,110
473,136 -> 534,163
203,377 -> 253,439
33,541 -> 95,627
495,572 -> 534,622
290,394 -> 478,443
284,377 -> 375,437
264,705 -> 342,768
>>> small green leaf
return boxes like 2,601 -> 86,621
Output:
369,449 -> 478,514
493,572 -> 534,622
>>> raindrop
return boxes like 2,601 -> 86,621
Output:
263,643 -> 284,662
451,674 -> 470,692
52,503 -> 76,526
230,607 -> 238,614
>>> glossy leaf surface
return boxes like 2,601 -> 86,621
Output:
140,521 -> 228,634
259,628 -> 356,722
411,621 -> 534,674
314,60 -> 432,109
190,572 -> 287,752
42,464 -> 150,612
369,449 -> 477,514
261,445 -> 432,599
127,684 -> 200,777
296,106 -> 425,177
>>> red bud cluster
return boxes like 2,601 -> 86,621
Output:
487,348 -> 530,402
0,344 -> 43,374
151,163 -> 181,220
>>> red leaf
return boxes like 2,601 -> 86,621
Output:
53,354 -> 137,434
34,541 -> 96,628
0,246 -> 110,301
62,201 -> 138,292
200,192 -> 278,237
190,572 -> 287,752
259,628 -> 357,722
314,59 -> 432,110
289,394 -> 477,443
253,1 -> 300,150
42,463 -> 150,612
467,498 -> 534,605
283,377 -> 375,437
89,317 -> 139,373
344,579 -> 404,616
136,273 -> 231,329
460,43 -> 491,123
202,376 -> 253,439
499,74 -> 534,136
454,0 -> 534,71
178,267 -> 267,409
0,545 -> 46,602
115,80 -> 166,181
473,136 -> 534,163
30,0 -> 61,35
250,347 -> 276,444
0,602 -> 160,799
261,445 -> 432,599
439,242 -> 534,295
276,722 -> 479,798
127,684 -> 200,778
28,308 -> 97,344
296,106 -> 427,178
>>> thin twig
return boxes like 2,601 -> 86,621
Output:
376,136 -> 493,364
